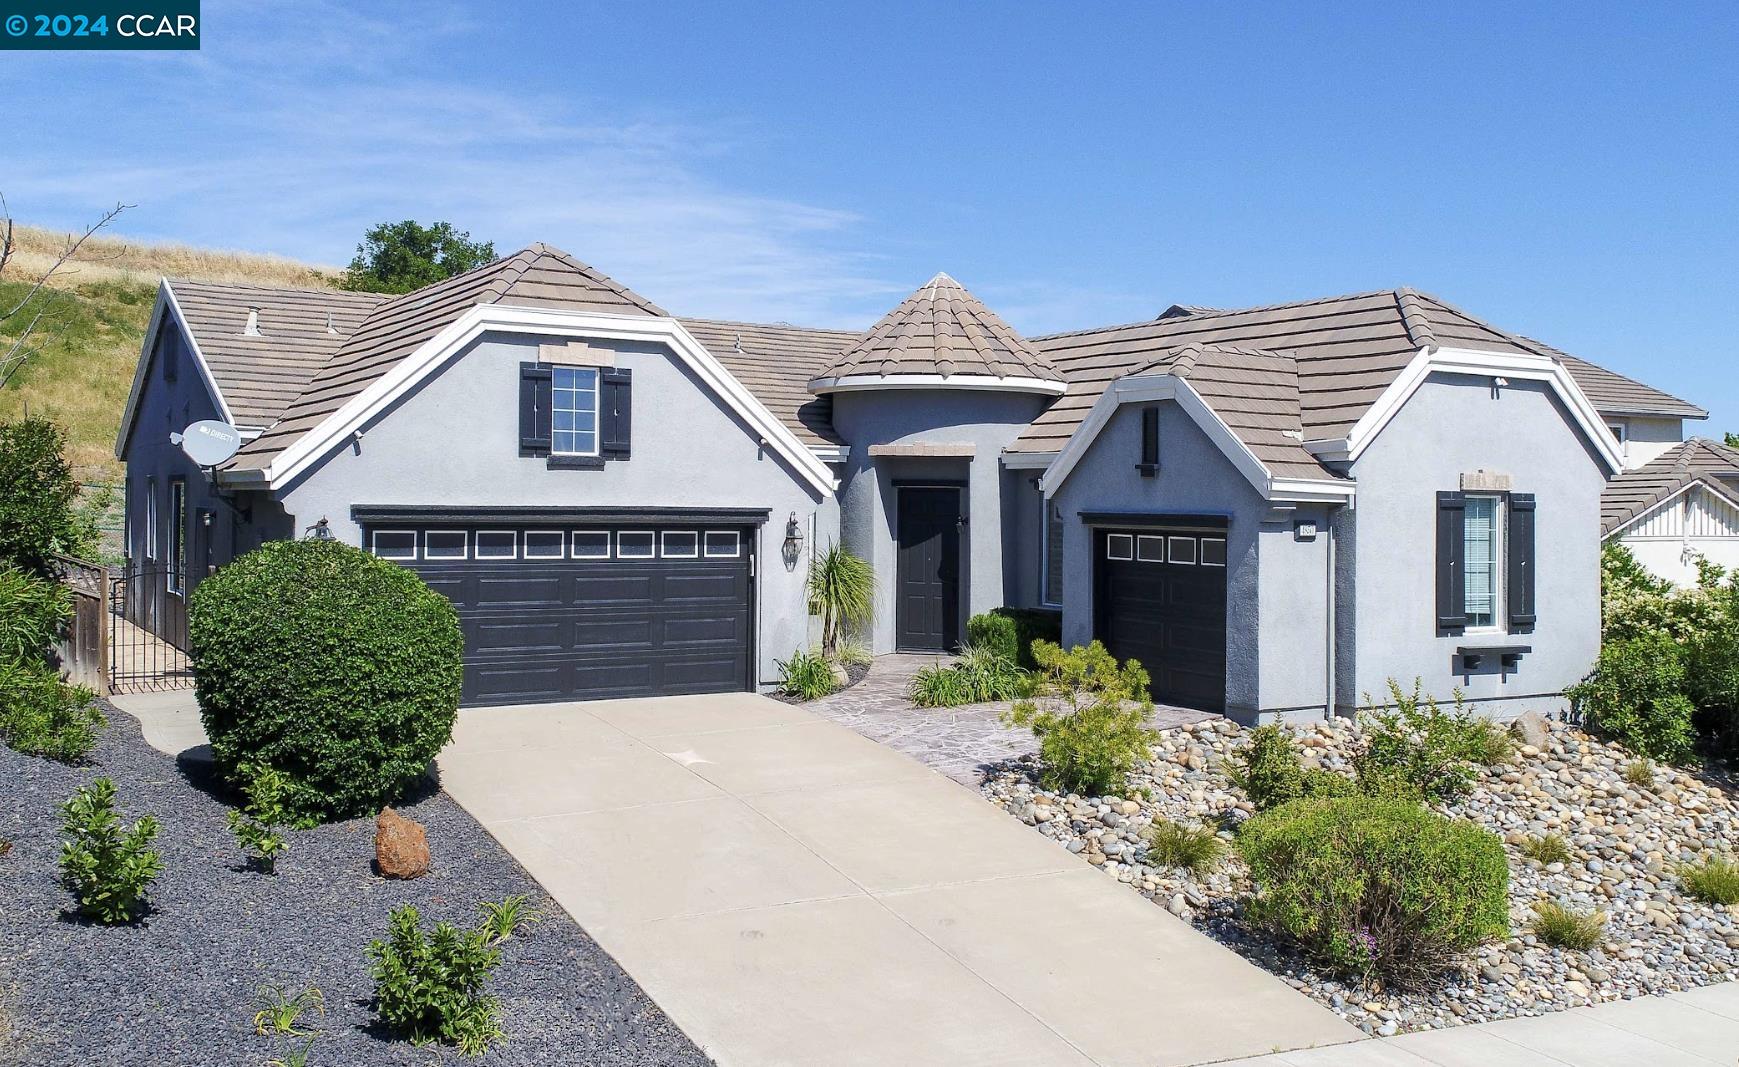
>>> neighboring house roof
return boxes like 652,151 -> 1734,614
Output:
809,273 -> 1065,392
1546,349 -> 1706,420
1602,437 -> 1739,535
679,318 -> 857,448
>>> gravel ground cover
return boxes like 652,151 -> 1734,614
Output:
0,705 -> 712,1067
983,715 -> 1739,1036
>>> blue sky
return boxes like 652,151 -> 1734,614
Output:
6,1 -> 1737,432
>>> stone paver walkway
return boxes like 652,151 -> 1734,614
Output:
808,653 -> 1216,785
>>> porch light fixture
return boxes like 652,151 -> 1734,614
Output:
782,512 -> 804,571
304,517 -> 335,541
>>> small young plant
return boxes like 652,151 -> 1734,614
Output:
1623,759 -> 1654,787
1676,855 -> 1739,906
1143,820 -> 1225,875
228,766 -> 292,873
477,895 -> 541,944
1529,900 -> 1605,951
1226,725 -> 1304,811
1518,833 -> 1573,866
265,1041 -> 315,1067
369,905 -> 504,1055
59,777 -> 162,924
253,984 -> 324,1037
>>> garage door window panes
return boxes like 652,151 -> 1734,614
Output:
1168,537 -> 1197,565
571,531 -> 610,559
476,531 -> 517,559
1136,535 -> 1165,562
704,530 -> 740,558
372,530 -> 417,559
425,531 -> 467,559
524,531 -> 565,559
662,531 -> 698,558
618,531 -> 656,558
1201,537 -> 1227,567
1106,533 -> 1134,560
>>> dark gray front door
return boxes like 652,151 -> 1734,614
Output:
896,487 -> 961,653
1095,528 -> 1228,712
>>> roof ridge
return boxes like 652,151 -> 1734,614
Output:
1394,287 -> 1440,348
167,278 -> 384,300
1031,287 -> 1405,342
484,246 -> 546,303
677,315 -> 862,335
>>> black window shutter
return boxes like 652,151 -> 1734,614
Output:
1138,406 -> 1159,476
1436,491 -> 1467,632
601,367 -> 632,460
519,362 -> 552,456
1507,493 -> 1537,631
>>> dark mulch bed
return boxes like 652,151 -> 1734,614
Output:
0,704 -> 712,1067
770,660 -> 871,706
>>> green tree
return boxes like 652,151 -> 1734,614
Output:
340,221 -> 496,294
1725,432 -> 1738,450
0,416 -> 99,573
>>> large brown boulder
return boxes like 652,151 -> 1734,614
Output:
1510,710 -> 1551,750
374,807 -> 430,879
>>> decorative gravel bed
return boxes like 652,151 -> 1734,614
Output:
982,715 -> 1739,1036
0,705 -> 712,1067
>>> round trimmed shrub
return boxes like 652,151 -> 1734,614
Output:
1238,796 -> 1509,988
189,539 -> 463,823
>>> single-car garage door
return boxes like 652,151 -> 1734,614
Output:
368,523 -> 754,706
1095,525 -> 1227,713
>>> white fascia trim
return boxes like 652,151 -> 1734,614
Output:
1000,450 -> 1056,470
114,281 -> 238,459
259,306 -> 841,496
810,445 -> 851,464
1038,375 -> 1355,503
808,373 -> 1068,396
1343,346 -> 1625,474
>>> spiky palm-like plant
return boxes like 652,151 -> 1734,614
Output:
807,542 -> 874,656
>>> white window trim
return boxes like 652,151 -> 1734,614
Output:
1105,533 -> 1134,561
661,531 -> 699,559
422,529 -> 469,560
144,477 -> 159,560
1136,534 -> 1165,562
570,530 -> 612,559
1463,494 -> 1505,634
550,366 -> 602,458
475,530 -> 518,559
523,530 -> 566,559
370,529 -> 418,560
616,530 -> 656,559
703,530 -> 741,558
1168,536 -> 1197,565
1200,537 -> 1228,567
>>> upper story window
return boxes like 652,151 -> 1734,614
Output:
552,367 -> 599,457
1462,495 -> 1501,629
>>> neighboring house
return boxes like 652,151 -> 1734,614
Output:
115,245 -> 1703,721
1602,438 -> 1739,585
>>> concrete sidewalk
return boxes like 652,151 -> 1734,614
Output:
437,693 -> 1357,1067
1211,981 -> 1739,1066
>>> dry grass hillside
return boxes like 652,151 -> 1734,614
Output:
0,224 -> 339,484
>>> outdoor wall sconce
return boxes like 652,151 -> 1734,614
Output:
304,517 -> 334,541
782,511 -> 803,571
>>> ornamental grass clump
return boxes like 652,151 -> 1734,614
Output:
1144,820 -> 1225,875
775,648 -> 835,701
1529,901 -> 1605,951
1003,640 -> 1157,796
1518,833 -> 1573,866
1676,855 -> 1739,906
1238,796 -> 1509,989
908,644 -> 1029,707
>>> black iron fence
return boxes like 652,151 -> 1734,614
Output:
107,562 -> 194,694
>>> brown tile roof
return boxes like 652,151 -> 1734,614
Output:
812,273 -> 1062,385
169,282 -> 386,428
1547,349 -> 1706,419
679,318 -> 858,448
1602,438 -> 1739,535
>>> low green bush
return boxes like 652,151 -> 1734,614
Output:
910,644 -> 1029,708
1300,767 -> 1358,799
987,607 -> 1062,669
1003,640 -> 1156,796
228,766 -> 292,873
966,613 -> 1019,665
1352,680 -> 1491,802
368,905 -> 504,1054
0,565 -> 72,662
1144,820 -> 1225,874
1676,855 -> 1739,905
1566,635 -> 1698,764
776,648 -> 836,701
1227,725 -> 1305,811
0,658 -> 104,762
0,417 -> 102,574
59,777 -> 162,924
1529,901 -> 1605,950
1238,797 -> 1509,988
189,539 -> 464,824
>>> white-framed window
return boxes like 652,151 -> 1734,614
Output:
617,530 -> 656,558
371,530 -> 417,560
524,530 -> 565,559
1463,495 -> 1503,630
1606,421 -> 1628,455
144,477 -> 159,560
1105,533 -> 1134,561
661,531 -> 699,558
1200,537 -> 1227,567
552,366 -> 600,457
167,478 -> 187,594
1136,534 -> 1165,562
475,530 -> 517,559
704,530 -> 741,558
1042,501 -> 1064,606
1168,536 -> 1197,565
424,530 -> 468,560
571,530 -> 611,559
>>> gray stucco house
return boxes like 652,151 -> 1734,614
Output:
115,245 -> 1707,720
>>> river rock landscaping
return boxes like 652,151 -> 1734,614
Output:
0,705 -> 712,1067
982,714 -> 1739,1036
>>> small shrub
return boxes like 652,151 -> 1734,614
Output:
1238,797 -> 1509,988
0,565 -> 72,662
1227,725 -> 1304,811
1529,901 -> 1605,950
1003,640 -> 1156,796
1518,833 -> 1573,866
0,417 -> 96,574
253,984 -> 324,1037
776,648 -> 836,701
1144,820 -> 1225,874
0,658 -> 104,762
834,638 -> 873,669
988,607 -> 1062,668
189,539 -> 464,824
368,905 -> 503,1055
1676,855 -> 1739,906
909,661 -> 971,707
1566,635 -> 1698,765
1352,680 -> 1488,802
807,542 -> 874,657
228,767 -> 292,873
966,612 -> 1019,664
59,777 -> 162,924
1623,759 -> 1655,787
477,895 -> 541,944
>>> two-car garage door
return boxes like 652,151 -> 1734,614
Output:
369,523 -> 754,706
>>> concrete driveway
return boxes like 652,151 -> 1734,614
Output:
438,692 -> 1357,1067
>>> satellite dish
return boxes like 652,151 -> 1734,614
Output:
171,419 -> 242,467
